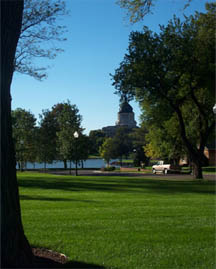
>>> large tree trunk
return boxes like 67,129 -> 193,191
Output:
193,162 -> 203,179
175,107 -> 205,180
63,159 -> 67,169
1,1 -> 33,267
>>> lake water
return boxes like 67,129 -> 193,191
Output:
17,159 -> 118,169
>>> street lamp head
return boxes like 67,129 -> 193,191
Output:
213,104 -> 216,115
74,131 -> 79,138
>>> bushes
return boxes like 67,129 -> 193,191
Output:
101,166 -> 116,171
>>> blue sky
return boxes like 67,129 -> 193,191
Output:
11,0 -> 207,134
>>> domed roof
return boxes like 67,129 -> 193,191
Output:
119,101 -> 133,113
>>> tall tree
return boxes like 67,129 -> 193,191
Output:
56,101 -> 83,173
130,126 -> 149,166
89,129 -> 106,155
76,134 -> 91,168
15,0 -> 68,80
99,138 -> 116,166
11,108 -> 37,170
1,1 -> 34,267
38,109 -> 58,169
139,96 -> 187,163
112,4 -> 215,178
112,127 -> 133,164
49,102 -> 69,168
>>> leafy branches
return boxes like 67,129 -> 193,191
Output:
15,0 -> 68,80
117,0 -> 193,23
117,0 -> 154,23
112,4 -> 215,178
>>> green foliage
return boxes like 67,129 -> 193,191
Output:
12,108 -> 37,168
76,134 -> 91,163
89,129 -> 106,155
112,5 -> 215,178
112,127 -> 133,160
117,0 -> 194,23
12,101 -> 89,169
117,0 -> 154,23
99,127 -> 134,166
99,138 -> 115,166
38,109 -> 58,166
56,100 -> 82,163
101,166 -> 116,171
130,126 -> 149,166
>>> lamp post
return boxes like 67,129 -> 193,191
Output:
20,140 -> 24,172
213,104 -> 216,115
73,131 -> 79,176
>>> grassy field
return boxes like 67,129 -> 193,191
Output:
18,172 -> 215,269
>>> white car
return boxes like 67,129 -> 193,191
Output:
152,161 -> 180,174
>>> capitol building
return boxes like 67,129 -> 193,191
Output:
102,100 -> 137,137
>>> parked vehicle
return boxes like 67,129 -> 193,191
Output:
152,161 -> 181,174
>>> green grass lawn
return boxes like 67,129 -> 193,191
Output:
18,172 -> 215,269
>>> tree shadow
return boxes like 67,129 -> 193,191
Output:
18,175 -> 216,196
20,194 -> 98,203
121,177 -> 215,195
62,261 -> 106,268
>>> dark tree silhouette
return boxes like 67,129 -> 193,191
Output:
1,1 -> 33,267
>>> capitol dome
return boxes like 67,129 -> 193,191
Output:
119,101 -> 133,113
116,101 -> 137,128
101,100 -> 137,137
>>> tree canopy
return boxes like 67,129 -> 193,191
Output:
112,3 -> 215,178
99,138 -> 116,166
89,130 -> 106,156
56,101 -> 83,167
12,108 -> 37,169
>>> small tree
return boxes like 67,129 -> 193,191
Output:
11,108 -> 37,170
38,109 -> 58,169
56,101 -> 82,173
76,134 -> 91,168
130,126 -> 149,167
89,129 -> 106,156
112,127 -> 133,165
99,138 -> 116,167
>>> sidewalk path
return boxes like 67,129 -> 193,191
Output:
49,169 -> 216,181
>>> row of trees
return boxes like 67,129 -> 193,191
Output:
12,101 -> 90,173
99,126 -> 149,167
12,106 -> 150,169
112,3 -> 215,179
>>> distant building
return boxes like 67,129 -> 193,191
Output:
180,141 -> 216,166
204,142 -> 216,166
102,101 -> 137,137
116,100 -> 137,128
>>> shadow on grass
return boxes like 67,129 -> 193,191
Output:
18,174 -> 215,196
20,194 -> 98,203
62,261 -> 106,268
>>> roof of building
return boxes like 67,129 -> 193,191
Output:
119,101 -> 133,113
